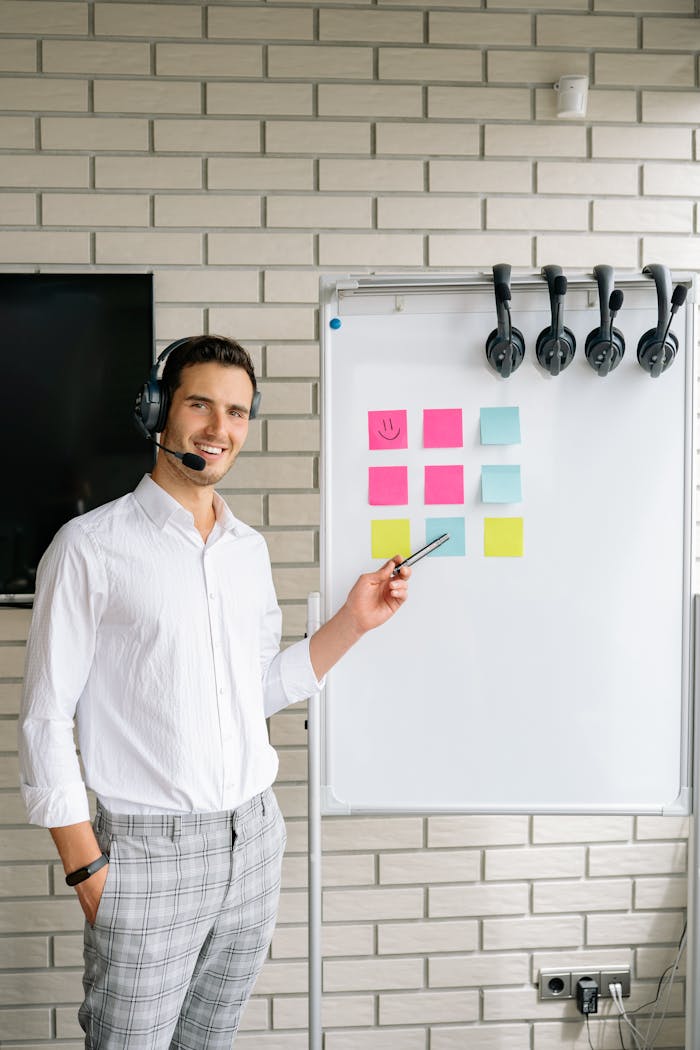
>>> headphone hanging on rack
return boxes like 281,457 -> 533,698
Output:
585,265 -> 625,377
485,263 -> 526,378
637,264 -> 687,378
536,265 -> 576,376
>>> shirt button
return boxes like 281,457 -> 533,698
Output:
209,592 -> 215,600
219,687 -> 224,695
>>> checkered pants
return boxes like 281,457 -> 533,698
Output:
80,788 -> 286,1049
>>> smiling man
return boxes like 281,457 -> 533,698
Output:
18,335 -> 410,1049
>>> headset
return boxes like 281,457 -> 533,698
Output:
134,337 -> 261,472
536,265 -> 576,376
485,263 -> 526,378
637,264 -> 687,378
585,265 -> 625,377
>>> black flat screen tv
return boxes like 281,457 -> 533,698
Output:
1,273 -> 154,603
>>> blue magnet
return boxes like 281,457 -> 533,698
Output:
329,317 -> 342,329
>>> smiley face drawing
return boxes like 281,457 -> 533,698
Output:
368,410 -> 408,450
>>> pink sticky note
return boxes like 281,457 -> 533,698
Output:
368,410 -> 408,451
369,466 -> 408,506
423,408 -> 463,449
425,465 -> 464,505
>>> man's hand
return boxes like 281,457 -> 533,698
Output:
309,557 -> 410,680
75,862 -> 109,927
50,821 -> 110,927
343,556 -> 411,634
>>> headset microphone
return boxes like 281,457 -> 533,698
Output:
650,287 -> 685,378
152,439 -> 206,472
133,412 -> 206,471
496,283 -> 515,377
599,289 -> 624,376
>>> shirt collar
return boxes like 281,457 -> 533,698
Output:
133,475 -> 246,537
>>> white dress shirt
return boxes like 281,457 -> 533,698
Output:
19,475 -> 322,827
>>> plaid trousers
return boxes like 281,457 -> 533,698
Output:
80,788 -> 286,1050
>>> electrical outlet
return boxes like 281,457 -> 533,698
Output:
539,966 -> 630,1002
600,968 -> 631,998
539,970 -> 572,1000
571,968 -> 601,991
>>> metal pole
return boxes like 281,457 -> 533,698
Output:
307,592 -> 322,1050
686,596 -> 698,1049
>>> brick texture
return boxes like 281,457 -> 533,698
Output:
0,5 -> 693,1049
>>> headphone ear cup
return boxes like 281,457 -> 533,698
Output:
485,328 -> 502,371
637,328 -> 678,375
135,378 -> 166,434
510,327 -> 526,371
585,326 -> 601,357
560,326 -> 576,366
536,327 -> 576,373
485,327 -> 525,376
585,327 -> 625,374
535,327 -> 549,359
250,389 -> 261,420
485,328 -> 499,356
153,382 -> 169,433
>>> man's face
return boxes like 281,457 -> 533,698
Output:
160,361 -> 255,486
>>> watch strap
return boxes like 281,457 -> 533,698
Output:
65,851 -> 109,887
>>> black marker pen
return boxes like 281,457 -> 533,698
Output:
391,533 -> 450,575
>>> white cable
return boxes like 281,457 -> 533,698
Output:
639,928 -> 687,1050
609,981 -> 645,1050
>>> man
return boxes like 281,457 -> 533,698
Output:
18,335 -> 410,1049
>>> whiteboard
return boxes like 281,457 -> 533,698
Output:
319,273 -> 695,815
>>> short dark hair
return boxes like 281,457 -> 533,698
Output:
161,335 -> 257,407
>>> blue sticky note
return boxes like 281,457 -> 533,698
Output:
480,407 -> 521,445
481,465 -> 522,504
425,517 -> 466,557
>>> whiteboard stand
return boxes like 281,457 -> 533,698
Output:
306,592 -> 322,1050
687,595 -> 699,1050
318,271 -> 695,815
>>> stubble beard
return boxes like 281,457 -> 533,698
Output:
160,427 -> 235,487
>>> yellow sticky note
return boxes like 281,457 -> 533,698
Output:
371,519 -> 411,560
484,517 -> 524,557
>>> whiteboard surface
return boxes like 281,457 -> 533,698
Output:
320,276 -> 693,815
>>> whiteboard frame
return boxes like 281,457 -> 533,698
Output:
318,271 -> 696,817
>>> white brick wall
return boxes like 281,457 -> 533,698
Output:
0,2 -> 696,1047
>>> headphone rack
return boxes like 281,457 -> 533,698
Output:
484,263 -> 687,380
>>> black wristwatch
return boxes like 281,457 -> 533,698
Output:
65,852 -> 109,887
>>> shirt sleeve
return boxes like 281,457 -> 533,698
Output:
18,522 -> 108,828
256,539 -> 325,718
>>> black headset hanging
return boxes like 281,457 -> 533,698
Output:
637,264 -> 687,378
585,265 -> 625,377
485,263 -> 525,378
536,265 -> 576,376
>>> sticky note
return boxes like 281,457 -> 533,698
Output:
369,466 -> 408,506
371,519 -> 411,560
426,517 -> 466,557
425,465 -> 464,505
484,517 -> 524,557
480,407 -> 521,445
481,465 -> 522,504
368,410 -> 408,451
423,408 -> 463,449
